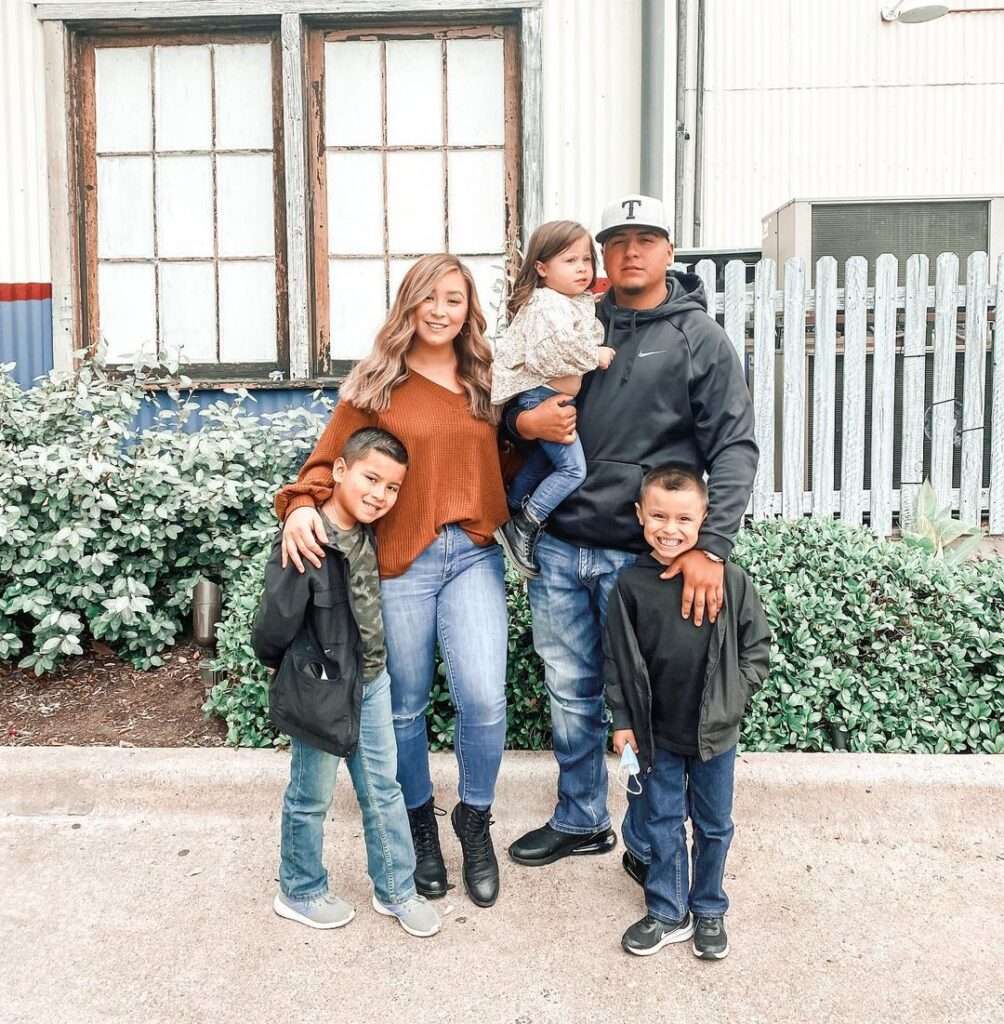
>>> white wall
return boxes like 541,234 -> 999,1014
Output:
0,1 -> 49,283
540,0 -> 644,238
686,0 -> 1004,250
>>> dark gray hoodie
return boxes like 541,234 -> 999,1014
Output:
546,270 -> 758,559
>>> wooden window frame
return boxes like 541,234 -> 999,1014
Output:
304,16 -> 523,380
69,24 -> 291,381
39,4 -> 544,389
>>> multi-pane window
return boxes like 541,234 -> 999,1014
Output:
311,25 -> 520,372
79,33 -> 286,373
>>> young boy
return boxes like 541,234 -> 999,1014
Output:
603,464 -> 770,960
252,427 -> 440,939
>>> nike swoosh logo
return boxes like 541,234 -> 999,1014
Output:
637,350 -> 665,358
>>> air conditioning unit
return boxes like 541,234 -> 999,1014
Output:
761,195 -> 1004,285
759,196 -> 1001,515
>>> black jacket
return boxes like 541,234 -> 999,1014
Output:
251,529 -> 370,757
603,556 -> 771,769
541,272 -> 758,559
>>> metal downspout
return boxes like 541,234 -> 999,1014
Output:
673,0 -> 688,242
692,0 -> 707,246
640,0 -> 665,200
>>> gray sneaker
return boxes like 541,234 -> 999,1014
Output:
273,890 -> 355,930
371,892 -> 442,938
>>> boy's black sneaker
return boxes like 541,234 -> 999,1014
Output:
622,849 -> 648,887
692,915 -> 729,960
621,912 -> 694,956
407,797 -> 448,899
494,508 -> 543,579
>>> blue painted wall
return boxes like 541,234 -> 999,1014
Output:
0,296 -> 53,388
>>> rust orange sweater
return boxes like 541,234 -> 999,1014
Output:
275,372 -> 509,578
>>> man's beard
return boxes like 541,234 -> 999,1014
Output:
617,283 -> 647,295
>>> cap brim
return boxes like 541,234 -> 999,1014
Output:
595,222 -> 671,244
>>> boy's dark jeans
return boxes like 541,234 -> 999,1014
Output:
622,745 -> 737,924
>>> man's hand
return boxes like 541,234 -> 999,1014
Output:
661,549 -> 724,626
612,729 -> 639,756
515,393 -> 577,444
281,506 -> 328,573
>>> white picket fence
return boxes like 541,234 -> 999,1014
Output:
683,252 -> 1004,537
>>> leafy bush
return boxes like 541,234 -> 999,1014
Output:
208,517 -> 1004,755
0,358 -> 331,672
733,518 -> 1004,754
203,557 -> 551,752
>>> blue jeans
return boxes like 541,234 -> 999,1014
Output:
381,525 -> 508,811
527,531 -> 637,833
507,387 -> 587,522
622,745 -> 737,923
279,671 -> 417,905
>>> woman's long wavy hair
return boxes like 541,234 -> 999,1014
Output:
506,220 -> 597,322
339,254 -> 497,423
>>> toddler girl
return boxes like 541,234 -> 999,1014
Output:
491,220 -> 615,577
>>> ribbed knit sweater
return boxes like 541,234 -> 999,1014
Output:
275,372 -> 508,579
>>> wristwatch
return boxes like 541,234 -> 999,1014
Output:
701,550 -> 725,564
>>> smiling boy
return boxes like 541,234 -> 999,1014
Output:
603,464 -> 770,960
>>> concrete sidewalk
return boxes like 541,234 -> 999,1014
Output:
3,749 -> 1002,1024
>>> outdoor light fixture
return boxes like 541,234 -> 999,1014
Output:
881,2 -> 949,21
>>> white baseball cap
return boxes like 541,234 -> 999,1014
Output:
595,193 -> 671,244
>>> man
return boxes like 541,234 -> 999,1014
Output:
506,194 -> 759,869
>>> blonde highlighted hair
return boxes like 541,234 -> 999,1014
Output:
507,220 -> 597,321
339,254 -> 497,423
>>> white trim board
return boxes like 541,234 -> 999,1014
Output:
34,0 -> 542,20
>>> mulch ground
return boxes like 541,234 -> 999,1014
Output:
0,639 -> 226,747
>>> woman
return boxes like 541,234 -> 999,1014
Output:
276,254 -> 509,908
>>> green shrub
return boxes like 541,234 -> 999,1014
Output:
202,556 -> 551,752
732,518 -> 1004,754
0,358 -> 331,672
207,517 -> 1004,755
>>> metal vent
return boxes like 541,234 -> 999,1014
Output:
811,201 -> 989,286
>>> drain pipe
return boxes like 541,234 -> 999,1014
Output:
673,0 -> 688,242
640,0 -> 665,199
692,0 -> 706,246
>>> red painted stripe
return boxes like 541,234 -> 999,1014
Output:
0,283 -> 52,301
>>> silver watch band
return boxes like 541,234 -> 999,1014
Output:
702,550 -> 725,564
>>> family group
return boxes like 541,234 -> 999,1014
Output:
251,193 -> 771,962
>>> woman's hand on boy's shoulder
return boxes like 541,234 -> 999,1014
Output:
281,506 -> 329,573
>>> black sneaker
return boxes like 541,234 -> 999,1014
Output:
692,915 -> 729,960
621,912 -> 694,956
622,849 -> 648,887
451,802 -> 500,908
494,508 -> 543,579
407,798 -> 448,899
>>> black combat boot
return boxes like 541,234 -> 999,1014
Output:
407,797 -> 448,899
493,506 -> 543,579
451,802 -> 500,908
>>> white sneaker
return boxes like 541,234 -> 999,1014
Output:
371,892 -> 442,937
273,890 -> 355,929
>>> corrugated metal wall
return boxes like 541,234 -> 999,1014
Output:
688,0 -> 1004,249
132,386 -> 340,432
0,1 -> 52,388
1,1 -> 48,284
541,0 -> 643,236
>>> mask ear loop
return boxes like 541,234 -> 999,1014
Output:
617,766 -> 644,797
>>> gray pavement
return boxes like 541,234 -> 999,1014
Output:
3,748 -> 1003,1024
